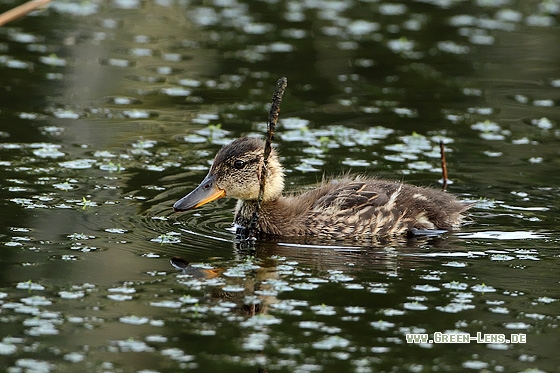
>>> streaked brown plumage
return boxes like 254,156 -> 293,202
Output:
173,137 -> 472,239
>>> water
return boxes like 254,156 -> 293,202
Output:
0,0 -> 559,372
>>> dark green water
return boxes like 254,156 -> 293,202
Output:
0,0 -> 559,372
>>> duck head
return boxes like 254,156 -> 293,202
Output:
173,137 -> 285,212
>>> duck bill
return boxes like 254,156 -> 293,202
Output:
173,174 -> 226,212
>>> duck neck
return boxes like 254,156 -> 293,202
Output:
234,198 -> 281,237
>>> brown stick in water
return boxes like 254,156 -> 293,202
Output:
0,0 -> 52,27
247,77 -> 288,238
440,140 -> 448,191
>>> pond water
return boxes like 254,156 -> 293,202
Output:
0,0 -> 559,372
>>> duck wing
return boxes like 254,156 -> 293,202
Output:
306,179 -> 469,237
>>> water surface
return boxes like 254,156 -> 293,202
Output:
0,0 -> 559,372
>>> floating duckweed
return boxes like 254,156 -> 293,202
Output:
161,87 -> 191,96
107,58 -> 132,67
108,286 -> 135,294
531,117 -> 554,129
58,291 -> 84,299
46,72 -> 63,80
104,228 -> 127,234
483,150 -> 502,157
161,347 -> 195,362
345,306 -> 366,314
123,109 -> 150,119
536,297 -> 557,304
344,283 -> 365,290
50,0 -> 99,14
279,346 -> 302,355
179,78 -> 202,87
312,336 -> 351,350
393,107 -> 417,118
442,282 -> 468,290
379,3 -> 407,15
144,164 -> 165,172
408,161 -> 435,171
242,332 -> 269,351
413,284 -> 440,292
59,159 -> 96,169
489,307 -> 509,314
462,360 -> 489,369
178,295 -> 199,304
240,314 -> 282,328
142,253 -> 160,258
468,29 -> 495,45
347,20 -> 380,35
40,54 -> 67,66
243,22 -> 273,35
12,304 -> 40,314
115,339 -> 154,352
63,352 -> 85,363
70,244 -> 98,252
382,308 -> 406,316
281,26 -> 307,38
39,126 -> 65,135
52,109 -> 79,119
327,271 -> 354,282
281,117 -> 310,129
53,182 -> 76,191
295,163 -> 320,172
221,285 -> 245,293
150,232 -> 181,245
525,14 -> 555,27
14,359 -> 54,372
149,300 -> 182,308
311,304 -> 336,316
403,302 -> 428,311
292,282 -> 319,290
420,274 -> 441,281
145,335 -> 168,343
436,303 -> 475,313
471,284 -> 497,292
25,320 -> 59,336
268,42 -> 294,53
119,315 -> 150,325
108,294 -> 132,302
490,254 -> 515,261
3,58 -> 30,69
504,322 -> 530,330
0,342 -> 17,355
16,281 -> 45,291
342,158 -> 370,167
33,147 -> 65,158
387,37 -> 416,53
437,41 -> 470,54
21,296 -> 52,306
299,321 -> 324,330
99,162 -> 123,172
181,134 -> 206,143
370,320 -> 395,331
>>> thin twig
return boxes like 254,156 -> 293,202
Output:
247,77 -> 288,238
0,0 -> 52,27
439,140 -> 448,191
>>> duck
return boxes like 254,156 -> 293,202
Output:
173,137 -> 472,239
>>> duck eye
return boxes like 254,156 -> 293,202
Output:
233,160 -> 246,169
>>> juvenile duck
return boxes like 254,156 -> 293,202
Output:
173,137 -> 472,239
